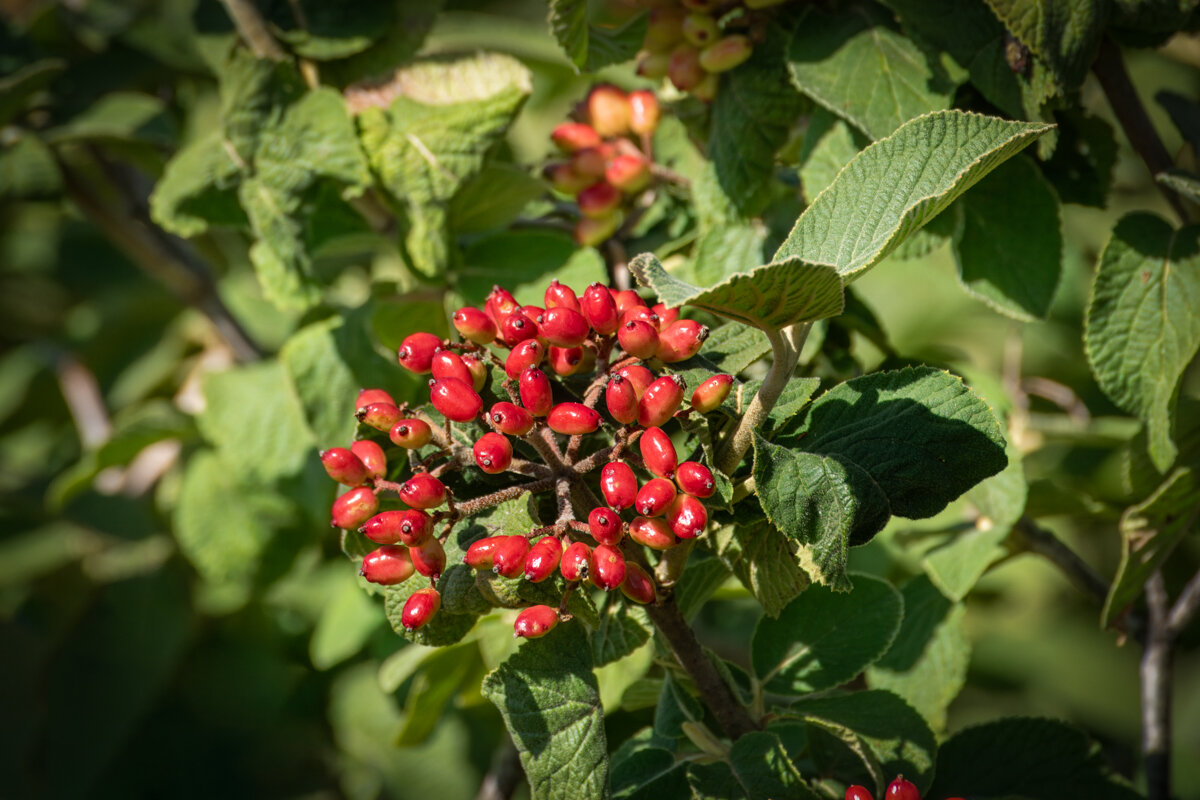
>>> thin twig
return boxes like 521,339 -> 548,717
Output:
56,353 -> 111,449
475,738 -> 524,800
220,0 -> 287,60
1142,571 -> 1172,800
1167,567 -> 1200,638
1012,516 -> 1110,607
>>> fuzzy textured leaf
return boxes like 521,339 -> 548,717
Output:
548,0 -> 647,72
686,732 -> 818,800
984,0 -> 1108,94
711,516 -> 811,618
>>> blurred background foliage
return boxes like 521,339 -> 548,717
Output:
1,0 -> 1199,797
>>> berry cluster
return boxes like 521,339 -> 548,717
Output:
321,280 -> 733,639
845,777 -> 964,800
544,85 -> 661,247
634,0 -> 782,99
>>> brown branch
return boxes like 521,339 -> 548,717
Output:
220,0 -> 287,60
1167,567 -> 1200,638
1142,571 -> 1172,800
1012,516 -> 1110,607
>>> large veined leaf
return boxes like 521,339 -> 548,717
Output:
686,732 -> 819,800
1085,213 -> 1200,471
482,624 -> 608,800
984,0 -> 1108,94
548,0 -> 647,73
629,253 -> 845,332
149,133 -> 245,236
710,515 -> 811,618
774,111 -> 1051,283
787,9 -> 957,140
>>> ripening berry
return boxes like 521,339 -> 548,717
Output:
591,544 -> 627,590
691,374 -> 733,413
618,364 -> 654,399
656,319 -> 709,363
588,507 -> 624,546
551,121 -> 602,153
571,145 -> 610,179
430,377 -> 483,422
700,34 -> 753,73
431,350 -> 474,385
885,777 -> 920,800
636,49 -> 671,79
628,90 -> 660,136
601,462 -> 639,509
586,84 -> 631,138
321,447 -> 369,486
397,332 -> 442,374
681,0 -> 719,10
358,402 -> 404,433
401,587 -> 441,631
636,477 -> 677,517
547,402 -> 602,435
582,283 -> 620,334
492,535 -> 531,579
544,279 -> 581,312
355,388 -> 395,412
619,320 -> 660,359
545,162 -> 592,196
844,786 -> 873,800
462,354 -> 487,392
360,546 -> 415,586
399,472 -> 447,510
575,212 -> 623,247
561,541 -> 593,581
669,44 -> 705,91
666,493 -> 708,539
620,304 -> 661,330
486,285 -> 520,329
361,509 -> 433,546
524,536 -> 563,582
692,72 -> 718,102
578,181 -> 622,219
490,401 -> 535,436
514,605 -> 560,639
606,374 -> 640,425
639,426 -> 678,478
409,537 -> 446,579
465,535 -> 505,570
606,154 -> 650,193
519,368 -> 554,417
506,339 -> 546,379
639,375 -> 686,428
676,461 -> 716,498
682,12 -> 719,46
473,432 -> 513,474
548,346 -> 585,376
644,6 -> 686,50
452,307 -> 497,345
501,313 -> 540,347
390,418 -> 433,449
629,515 -> 676,549
331,486 -> 379,529
350,440 -> 387,481
621,562 -> 657,604
540,306 -> 591,348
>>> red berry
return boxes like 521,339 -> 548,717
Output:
350,440 -> 387,480
578,181 -> 622,219
639,426 -> 678,478
331,486 -> 379,529
620,562 -> 657,604
620,304 -> 661,330
588,507 -> 624,546
465,535 -> 505,570
401,587 -> 441,631
540,306 -> 591,347
545,162 -> 592,196
430,350 -> 473,386
355,388 -> 395,412
668,43 -> 705,91
409,537 -> 446,579
548,346 -> 585,376
361,509 -> 432,546
492,535 -> 531,579
591,543 -> 627,590
586,84 -> 631,138
885,777 -> 920,800
656,319 -> 709,363
544,279 -> 581,312
430,377 -> 483,422
691,374 -> 733,413
629,515 -> 676,549
639,374 -> 686,428
506,339 -> 546,379
618,320 -> 660,359
571,145 -> 612,179
452,306 -> 498,345
628,90 -> 660,136
551,122 -> 602,153
618,364 -> 654,398
400,472 -> 447,510
561,541 -> 593,581
636,477 -> 677,517
700,34 -> 753,73
357,402 -> 404,433
397,332 -> 442,374
676,461 -> 716,498
360,546 -> 415,586
581,283 -> 620,334
519,368 -> 554,417
321,447 -> 369,486
606,154 -> 650,193
390,418 -> 433,449
462,354 -> 488,392
501,313 -> 540,347
666,493 -> 708,539
601,462 -> 639,509
524,536 -> 563,582
473,432 -> 513,474
547,402 -> 602,435
845,786 -> 873,800
652,303 -> 680,327
606,374 -> 640,425
612,290 -> 644,316
486,286 -> 520,329
490,401 -> 535,436
514,604 -> 560,639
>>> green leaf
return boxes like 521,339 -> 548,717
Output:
953,156 -> 1063,320
319,0 -> 443,85
751,573 -> 902,694
0,58 -> 65,126
921,525 -> 1009,602
548,0 -> 647,72
612,744 -> 689,799
744,375 -> 821,437
787,9 -> 957,140
592,591 -> 653,667
773,111 -> 1052,283
1084,213 -> 1200,471
798,111 -> 862,202
268,0 -> 393,60
787,690 -> 937,794
396,642 -> 481,746
685,224 -> 768,288
629,252 -> 845,332
449,162 -> 544,234
456,230 -> 606,308
700,321 -> 772,375
686,732 -> 818,800
866,575 -> 969,731
281,317 -> 362,445
1042,109 -> 1117,207
710,29 -> 804,213
150,133 -> 245,237
927,717 -> 1143,800
0,134 -> 61,200
310,569 -> 385,670
482,623 -> 608,800
984,0 -> 1108,94
674,556 -> 732,621
44,92 -> 173,147
1157,169 -> 1200,205
710,515 -> 810,618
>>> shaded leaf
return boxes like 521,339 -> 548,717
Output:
548,0 -> 647,73
984,0 -> 1108,94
